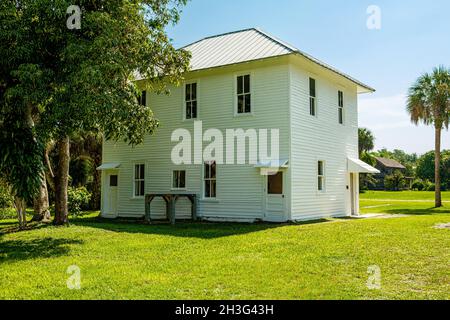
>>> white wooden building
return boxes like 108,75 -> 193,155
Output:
98,28 -> 379,223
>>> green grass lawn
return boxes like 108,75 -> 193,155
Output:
0,192 -> 449,300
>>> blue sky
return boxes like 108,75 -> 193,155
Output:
167,0 -> 450,154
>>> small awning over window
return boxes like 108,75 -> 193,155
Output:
255,159 -> 289,176
254,159 -> 289,169
348,158 -> 380,174
97,163 -> 121,171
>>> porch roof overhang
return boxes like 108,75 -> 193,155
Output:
97,163 -> 121,171
348,158 -> 380,174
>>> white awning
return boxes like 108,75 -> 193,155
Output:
97,163 -> 121,171
348,158 -> 380,174
254,159 -> 289,169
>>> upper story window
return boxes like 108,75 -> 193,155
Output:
309,78 -> 316,116
318,161 -> 325,192
237,75 -> 251,114
338,90 -> 344,124
185,83 -> 197,119
204,161 -> 217,198
138,90 -> 146,106
134,164 -> 145,197
173,170 -> 186,189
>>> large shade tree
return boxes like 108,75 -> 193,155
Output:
407,66 -> 450,207
0,0 -> 190,225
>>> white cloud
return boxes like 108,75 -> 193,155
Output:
358,94 -> 450,154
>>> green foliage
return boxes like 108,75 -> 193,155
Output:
70,156 -> 94,187
384,170 -> 406,191
0,180 -> 13,208
358,128 -> 375,156
416,150 -> 450,183
68,186 -> 92,216
411,179 -> 426,191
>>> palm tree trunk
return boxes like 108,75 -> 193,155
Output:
31,175 -> 51,222
54,136 -> 70,225
435,127 -> 442,208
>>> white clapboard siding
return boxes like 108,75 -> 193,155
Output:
289,60 -> 359,220
102,61 -> 291,220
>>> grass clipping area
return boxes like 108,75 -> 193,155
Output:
0,191 -> 449,300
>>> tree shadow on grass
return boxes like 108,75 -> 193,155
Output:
380,207 -> 450,216
0,237 -> 83,263
71,216 -> 333,239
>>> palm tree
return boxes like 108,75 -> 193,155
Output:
407,66 -> 450,207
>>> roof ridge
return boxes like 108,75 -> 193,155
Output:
180,27 -> 259,50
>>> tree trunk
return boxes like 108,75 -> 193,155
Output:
32,176 -> 51,222
14,196 -> 27,229
435,127 -> 442,208
54,136 -> 70,225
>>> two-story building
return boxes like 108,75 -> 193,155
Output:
98,28 -> 379,222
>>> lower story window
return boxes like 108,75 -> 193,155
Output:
134,164 -> 145,197
204,161 -> 216,198
318,161 -> 325,191
173,170 -> 186,189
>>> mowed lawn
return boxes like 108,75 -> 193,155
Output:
0,191 -> 449,300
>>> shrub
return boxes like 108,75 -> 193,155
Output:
412,179 -> 426,191
384,170 -> 406,191
0,182 -> 13,209
68,186 -> 92,216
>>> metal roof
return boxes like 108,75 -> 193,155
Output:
375,157 -> 406,170
182,28 -> 375,93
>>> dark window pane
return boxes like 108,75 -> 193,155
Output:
245,94 -> 251,113
268,172 -> 283,194
186,102 -> 191,119
211,161 -> 216,178
204,163 -> 210,179
191,83 -> 197,100
244,75 -> 250,93
211,180 -> 216,198
186,84 -> 191,101
110,175 -> 118,187
205,180 -> 211,198
318,161 -> 323,175
339,108 -> 343,124
141,91 -> 147,106
309,78 -> 316,97
140,165 -> 145,179
237,76 -> 243,94
173,172 -> 177,188
180,171 -> 186,188
318,177 -> 323,191
191,101 -> 197,119
310,97 -> 315,116
140,181 -> 145,196
134,181 -> 139,196
238,95 -> 244,113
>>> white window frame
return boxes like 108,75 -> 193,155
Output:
172,170 -> 186,190
234,73 -> 253,116
317,160 -> 326,192
184,81 -> 198,121
203,161 -> 217,199
309,77 -> 317,117
338,90 -> 344,125
133,163 -> 145,198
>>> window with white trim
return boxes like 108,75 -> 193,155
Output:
173,170 -> 186,189
309,78 -> 316,116
134,164 -> 145,197
237,75 -> 251,114
204,161 -> 216,198
318,161 -> 325,191
185,83 -> 197,119
338,90 -> 344,124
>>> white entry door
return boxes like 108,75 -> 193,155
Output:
264,171 -> 286,222
104,173 -> 118,217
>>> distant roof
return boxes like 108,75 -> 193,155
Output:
375,157 -> 406,169
182,28 -> 375,93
